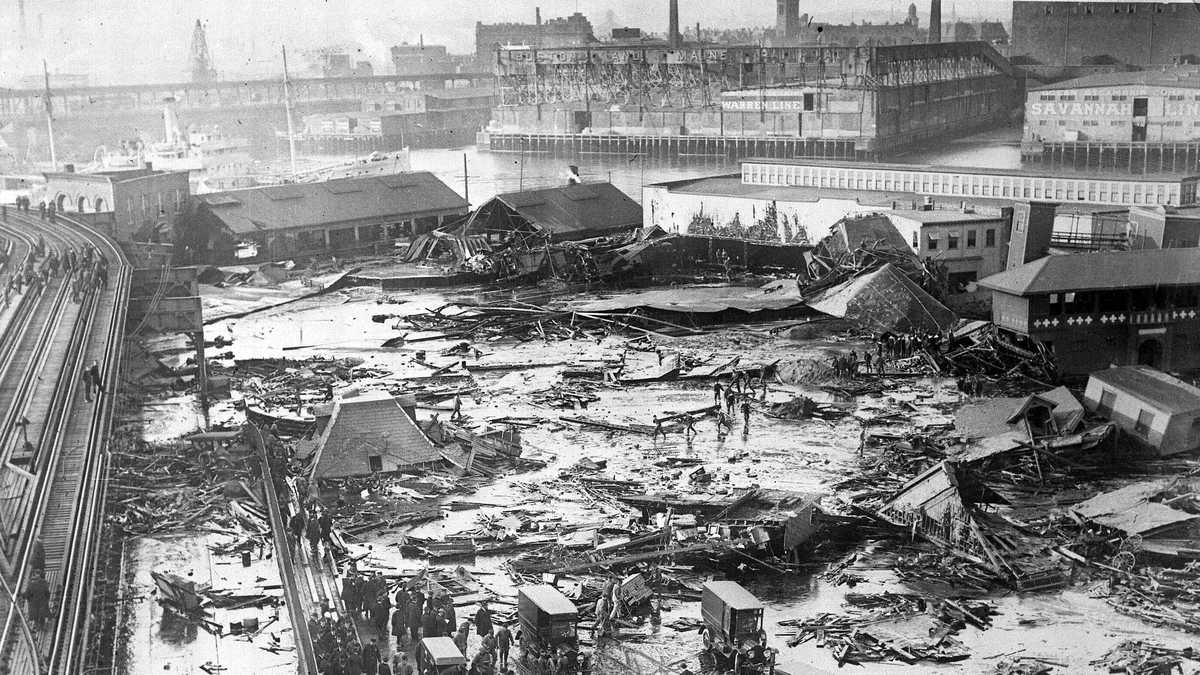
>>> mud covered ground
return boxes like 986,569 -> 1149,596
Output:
197,283 -> 1199,675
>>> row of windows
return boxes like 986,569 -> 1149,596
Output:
1039,94 -> 1200,102
1045,4 -> 1174,13
923,228 -> 997,251
742,163 -> 1191,206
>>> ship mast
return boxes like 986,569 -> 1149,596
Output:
282,46 -> 298,178
43,60 -> 57,168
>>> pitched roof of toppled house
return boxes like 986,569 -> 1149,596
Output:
1088,366 -> 1200,416
805,263 -> 957,334
197,173 -> 468,235
491,182 -> 643,240
309,390 -> 441,480
978,248 -> 1200,296
1072,479 -> 1200,537
823,213 -> 916,257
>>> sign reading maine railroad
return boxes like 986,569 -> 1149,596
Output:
1028,101 -> 1200,116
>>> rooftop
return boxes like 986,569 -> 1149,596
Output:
1089,366 -> 1200,415
47,168 -> 189,183
888,209 -> 1007,224
977,248 -> 1200,296
493,182 -> 643,238
197,172 -> 467,234
742,158 -> 1200,183
1033,68 -> 1200,92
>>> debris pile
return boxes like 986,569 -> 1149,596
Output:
779,592 -> 996,666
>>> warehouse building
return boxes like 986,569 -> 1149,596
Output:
483,41 -> 1020,159
180,173 -> 468,263
740,158 -> 1200,208
1021,69 -> 1200,173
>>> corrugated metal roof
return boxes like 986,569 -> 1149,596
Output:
1032,68 -> 1200,92
197,172 -> 467,233
1072,479 -> 1199,537
1089,366 -> 1200,415
494,182 -> 643,239
978,248 -> 1200,296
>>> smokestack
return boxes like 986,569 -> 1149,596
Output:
535,7 -> 541,26
929,0 -> 941,43
668,0 -> 680,47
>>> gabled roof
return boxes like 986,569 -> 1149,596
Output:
492,182 -> 642,239
978,248 -> 1200,296
197,172 -> 467,234
828,213 -> 913,254
309,391 -> 442,479
806,263 -> 957,334
1089,366 -> 1200,415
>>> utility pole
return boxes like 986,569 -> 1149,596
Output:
42,60 -> 56,169
282,46 -> 298,178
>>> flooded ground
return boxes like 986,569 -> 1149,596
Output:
199,282 -> 1200,674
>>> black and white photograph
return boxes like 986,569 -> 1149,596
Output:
0,1 -> 1199,673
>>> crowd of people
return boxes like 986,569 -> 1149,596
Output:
1,239 -> 107,309
831,331 -> 948,379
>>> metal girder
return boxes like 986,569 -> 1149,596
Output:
130,266 -> 199,300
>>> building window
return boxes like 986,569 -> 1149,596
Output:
947,232 -> 960,250
985,228 -> 996,247
1112,95 -> 1127,101
1059,95 -> 1075,101
912,231 -> 919,248
803,93 -> 815,111
1039,94 -> 1055,101
927,233 -> 939,250
966,229 -> 977,247
1134,409 -> 1154,436
1168,95 -> 1186,101
1084,95 -> 1099,101
368,455 -> 383,472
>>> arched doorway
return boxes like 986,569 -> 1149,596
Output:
1137,339 -> 1163,368
94,198 -> 106,212
77,196 -> 89,212
55,194 -> 66,211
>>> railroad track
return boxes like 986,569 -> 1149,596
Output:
0,212 -> 129,675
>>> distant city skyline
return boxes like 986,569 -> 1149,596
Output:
1,0 -> 1015,86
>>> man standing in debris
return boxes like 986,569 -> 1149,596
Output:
716,410 -> 733,436
319,509 -> 334,551
451,394 -> 463,421
373,590 -> 391,636
288,508 -> 306,555
652,417 -> 666,441
494,622 -> 512,671
305,511 -> 323,560
407,598 -> 423,643
724,386 -> 737,414
361,637 -> 381,675
475,601 -> 494,637
391,605 -> 408,650
24,570 -> 50,630
683,414 -> 697,438
740,399 -> 752,429
712,382 -> 723,405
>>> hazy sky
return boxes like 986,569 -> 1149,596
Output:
3,0 -> 1013,85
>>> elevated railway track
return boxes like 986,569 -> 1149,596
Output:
0,212 -> 129,674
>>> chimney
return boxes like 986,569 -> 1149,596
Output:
535,7 -> 541,26
419,33 -> 424,49
929,0 -> 941,43
668,0 -> 681,47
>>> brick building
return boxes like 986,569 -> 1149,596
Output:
43,166 -> 190,242
888,208 -> 1015,288
1011,1 -> 1200,68
475,11 -> 595,61
979,247 -> 1200,375
1024,69 -> 1200,145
